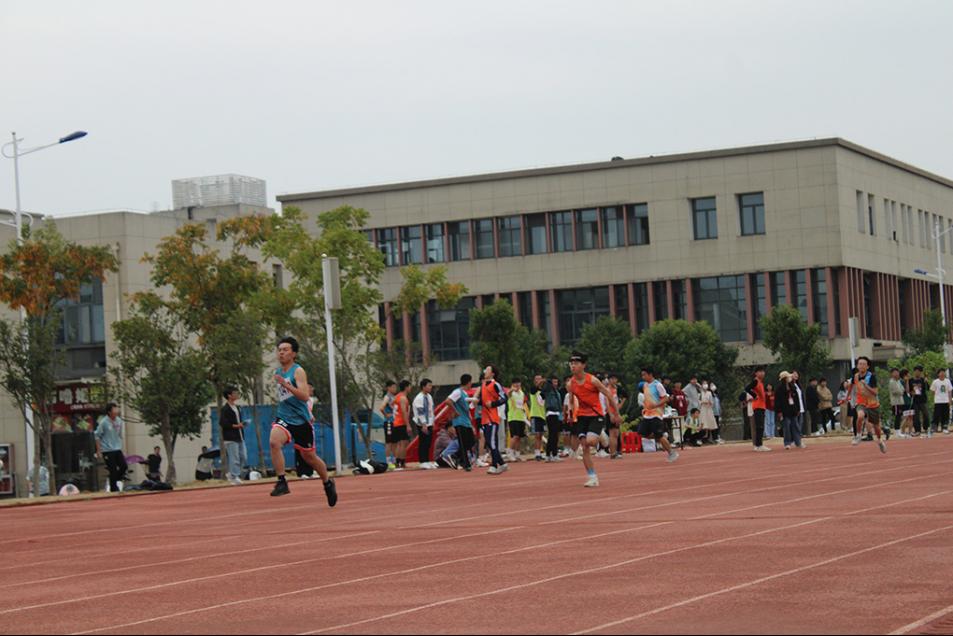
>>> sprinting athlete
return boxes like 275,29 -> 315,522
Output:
639,367 -> 680,464
506,379 -> 530,462
567,352 -> 622,488
390,380 -> 412,469
853,356 -> 886,453
269,337 -> 337,505
441,374 -> 477,471
475,366 -> 508,475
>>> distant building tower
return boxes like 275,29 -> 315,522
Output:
171,174 -> 267,209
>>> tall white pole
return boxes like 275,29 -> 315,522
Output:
322,257 -> 343,474
11,132 -> 35,482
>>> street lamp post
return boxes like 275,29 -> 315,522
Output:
1,130 -> 88,491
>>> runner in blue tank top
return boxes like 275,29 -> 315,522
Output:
269,336 -> 337,505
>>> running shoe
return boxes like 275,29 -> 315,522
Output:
878,440 -> 887,454
797,442 -> 807,449
270,479 -> 290,497
323,479 -> 338,507
851,436 -> 862,446
611,453 -> 623,460
534,454 -> 545,462
475,459 -> 490,468
667,450 -> 680,463
497,463 -> 509,474
595,450 -> 610,458
584,475 -> 600,488
487,466 -> 499,475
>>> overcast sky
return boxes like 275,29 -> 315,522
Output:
2,0 -> 951,217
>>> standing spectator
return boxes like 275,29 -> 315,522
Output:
413,378 -> 436,464
776,372 -> 803,450
888,368 -> 906,436
542,376 -> 564,462
698,381 -> 719,444
899,369 -> 915,438
738,390 -> 751,441
806,378 -> 822,436
930,369 -> 953,437
671,382 -> 689,419
442,374 -> 476,472
792,371 -> 807,447
684,376 -> 702,415
711,384 -> 724,444
378,380 -> 398,466
220,387 -> 247,485
145,446 -> 163,481
744,367 -> 770,452
764,384 -> 777,439
817,378 -> 834,432
95,403 -> 127,493
837,378 -> 854,434
505,378 -> 529,462
909,366 -> 929,436
390,380 -> 413,469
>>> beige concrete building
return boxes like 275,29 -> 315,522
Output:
0,201 -> 272,497
279,138 -> 953,387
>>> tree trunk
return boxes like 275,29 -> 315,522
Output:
42,415 -> 56,496
161,416 -> 177,485
30,419 -> 41,498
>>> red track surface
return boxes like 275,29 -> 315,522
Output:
3,437 -> 953,635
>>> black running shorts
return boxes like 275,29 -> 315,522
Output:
385,422 -> 410,443
508,421 -> 527,438
574,415 -> 603,438
638,417 -> 667,440
272,419 -> 315,451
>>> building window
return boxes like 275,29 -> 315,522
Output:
832,268 -> 842,336
518,291 -> 534,329
626,203 -> 650,246
672,280 -> 686,320
692,197 -> 718,240
739,192 -> 765,236
770,271 -> 787,307
539,291 -> 553,347
753,273 -> 766,340
481,294 -> 496,308
693,275 -> 748,342
794,270 -> 808,321
867,194 -> 876,237
525,213 -> 547,255
863,273 -> 874,337
601,206 -> 625,248
575,208 -> 599,251
497,216 -> 522,257
812,269 -> 829,337
400,226 -> 423,265
427,297 -> 475,361
448,221 -> 471,261
474,219 -> 495,259
556,287 -> 610,346
653,281 -> 668,322
378,228 -> 398,267
426,223 -> 445,263
614,285 -> 630,326
856,191 -> 866,234
58,280 -> 106,347
633,282 -> 649,333
550,211 -> 573,253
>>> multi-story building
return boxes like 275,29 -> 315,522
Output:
0,190 -> 272,497
279,138 -> 953,386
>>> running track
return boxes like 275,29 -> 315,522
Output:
3,437 -> 953,634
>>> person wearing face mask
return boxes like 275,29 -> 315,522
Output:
698,381 -> 719,443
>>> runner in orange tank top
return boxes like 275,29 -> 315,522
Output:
568,351 -> 621,488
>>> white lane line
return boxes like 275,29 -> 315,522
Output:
303,488 -> 953,635
0,530 -> 381,590
77,470 -> 952,635
889,602 -> 953,635
574,518 -> 953,634
0,525 -> 521,617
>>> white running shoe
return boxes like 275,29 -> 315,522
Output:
595,450 -> 610,458
497,463 -> 509,473
667,450 -> 680,463
487,466 -> 499,475
784,445 -> 791,450
475,459 -> 489,468
584,475 -> 600,488
851,436 -> 862,446
797,442 -> 806,449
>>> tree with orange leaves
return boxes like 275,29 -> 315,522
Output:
0,223 -> 118,496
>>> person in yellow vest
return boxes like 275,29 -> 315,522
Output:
506,379 -> 531,462
529,374 -> 548,462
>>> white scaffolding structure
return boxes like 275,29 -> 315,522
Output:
172,174 -> 267,208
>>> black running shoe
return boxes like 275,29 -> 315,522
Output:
271,479 -> 290,497
323,478 -> 338,507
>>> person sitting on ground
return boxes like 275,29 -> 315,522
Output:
434,425 -> 459,469
684,408 -> 704,446
144,446 -> 162,481
195,446 -> 214,481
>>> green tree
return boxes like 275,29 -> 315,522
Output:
469,301 -> 562,384
760,305 -> 832,378
623,319 -> 739,395
0,223 -> 118,495
576,317 -> 633,378
903,309 -> 947,356
110,296 -> 214,484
